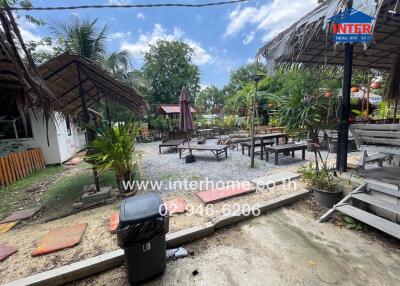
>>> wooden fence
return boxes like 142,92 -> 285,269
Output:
0,148 -> 45,187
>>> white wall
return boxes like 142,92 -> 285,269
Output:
0,110 -> 86,165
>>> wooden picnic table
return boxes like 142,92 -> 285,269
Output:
253,133 -> 288,160
177,144 -> 229,161
159,139 -> 185,154
241,140 -> 274,156
265,143 -> 307,165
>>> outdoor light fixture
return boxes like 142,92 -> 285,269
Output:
324,90 -> 334,98
351,86 -> 360,93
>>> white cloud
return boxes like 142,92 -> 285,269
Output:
225,0 -> 319,42
109,31 -> 132,40
243,30 -> 255,45
121,24 -> 213,66
107,0 -> 132,4
137,13 -> 145,20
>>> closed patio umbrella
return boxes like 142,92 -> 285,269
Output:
179,87 -> 195,162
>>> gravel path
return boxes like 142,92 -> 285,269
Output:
136,139 -> 357,193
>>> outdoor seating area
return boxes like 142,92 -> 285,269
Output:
1,0 -> 400,285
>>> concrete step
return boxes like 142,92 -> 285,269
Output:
335,204 -> 400,239
352,193 -> 400,216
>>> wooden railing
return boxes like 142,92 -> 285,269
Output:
0,148 -> 45,187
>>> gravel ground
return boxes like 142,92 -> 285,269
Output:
137,139 -> 360,193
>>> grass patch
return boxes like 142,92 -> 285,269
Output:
0,166 -> 63,216
41,170 -> 118,210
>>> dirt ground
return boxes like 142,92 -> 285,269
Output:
0,182 -> 302,284
73,202 -> 400,286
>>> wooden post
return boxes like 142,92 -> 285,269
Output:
250,77 -> 260,168
77,63 -> 99,191
336,43 -> 353,172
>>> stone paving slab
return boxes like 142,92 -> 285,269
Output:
0,244 -> 17,262
165,198 -> 187,214
64,157 -> 82,166
251,172 -> 300,188
108,212 -> 119,234
0,207 -> 41,224
32,223 -> 88,257
197,185 -> 256,205
0,221 -> 19,234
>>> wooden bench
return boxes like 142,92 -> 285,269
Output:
265,143 -> 307,165
241,140 -> 274,157
159,139 -> 185,154
350,124 -> 400,169
177,144 -> 229,161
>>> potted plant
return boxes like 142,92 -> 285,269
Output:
86,121 -> 141,195
298,144 -> 342,208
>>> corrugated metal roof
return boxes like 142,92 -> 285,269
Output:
156,104 -> 197,114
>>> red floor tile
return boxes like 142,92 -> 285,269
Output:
197,186 -> 255,204
165,198 -> 187,214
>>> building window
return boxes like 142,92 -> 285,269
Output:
66,116 -> 72,136
0,98 -> 33,140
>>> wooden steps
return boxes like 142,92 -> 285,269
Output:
335,204 -> 400,239
352,193 -> 400,216
318,181 -> 400,240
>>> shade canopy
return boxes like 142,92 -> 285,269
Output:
38,52 -> 148,116
257,0 -> 399,73
179,87 -> 194,132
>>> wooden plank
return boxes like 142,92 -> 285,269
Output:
17,152 -> 27,178
37,149 -> 44,170
30,150 -> 38,171
358,136 -> 400,146
0,157 -> 10,187
336,204 -> 400,239
38,149 -> 46,169
360,146 -> 400,155
0,157 -> 6,187
10,153 -> 21,180
366,180 -> 400,197
351,124 -> 400,131
318,183 -> 367,223
352,193 -> 400,216
5,155 -> 16,184
356,130 -> 400,138
22,151 -> 31,175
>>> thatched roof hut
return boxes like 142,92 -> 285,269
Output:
0,5 -> 54,121
38,52 -> 148,117
257,0 -> 399,99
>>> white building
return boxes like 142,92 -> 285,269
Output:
0,109 -> 86,165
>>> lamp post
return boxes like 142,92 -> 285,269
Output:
250,74 -> 265,168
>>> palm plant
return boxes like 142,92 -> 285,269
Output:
52,17 -> 107,62
86,122 -> 141,194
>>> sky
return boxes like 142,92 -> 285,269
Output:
18,0 -> 319,88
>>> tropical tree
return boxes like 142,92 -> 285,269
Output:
196,85 -> 225,113
142,40 -> 200,108
52,17 -> 108,62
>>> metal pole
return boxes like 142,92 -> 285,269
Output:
336,43 -> 353,172
250,80 -> 259,168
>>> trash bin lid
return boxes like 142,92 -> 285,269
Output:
119,193 -> 164,227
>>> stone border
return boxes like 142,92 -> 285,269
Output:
4,190 -> 309,286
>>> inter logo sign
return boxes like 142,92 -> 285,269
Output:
330,8 -> 374,43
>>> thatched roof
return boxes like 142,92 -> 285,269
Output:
0,5 -> 54,122
258,0 -> 399,72
38,52 -> 148,116
156,104 -> 197,115
257,0 -> 400,99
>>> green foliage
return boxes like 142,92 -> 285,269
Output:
225,62 -> 267,94
372,101 -> 392,121
52,17 -> 108,62
142,40 -> 200,108
267,68 -> 331,140
298,146 -> 339,193
298,163 -> 338,192
86,122 -> 140,193
344,216 -> 365,230
196,85 -> 225,113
